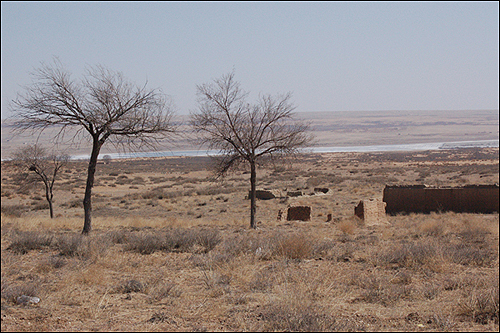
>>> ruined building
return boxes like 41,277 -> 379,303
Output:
383,184 -> 499,215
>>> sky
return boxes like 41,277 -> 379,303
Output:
1,1 -> 499,119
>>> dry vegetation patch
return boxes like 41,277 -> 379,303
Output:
1,148 -> 498,331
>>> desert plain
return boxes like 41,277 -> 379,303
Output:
1,110 -> 499,332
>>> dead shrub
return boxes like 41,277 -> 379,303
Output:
194,228 -> 222,253
445,243 -> 496,267
106,229 -> 129,244
55,233 -> 111,260
116,279 -> 146,293
421,282 -> 441,300
458,227 -> 490,245
418,219 -> 444,236
1,204 -> 29,217
36,255 -> 67,273
275,233 -> 314,260
214,232 -> 268,259
124,232 -> 165,254
337,218 -> 357,235
312,239 -> 337,258
164,228 -> 220,253
374,239 -> 443,272
7,230 -> 54,254
355,273 -> 414,306
259,296 -> 342,332
1,282 -> 39,304
147,282 -> 182,303
249,268 -> 276,292
457,275 -> 499,324
124,228 -> 221,255
63,199 -> 82,208
55,233 -> 84,257
32,201 -> 49,211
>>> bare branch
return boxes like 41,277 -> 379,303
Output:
190,72 -> 314,229
9,58 -> 178,232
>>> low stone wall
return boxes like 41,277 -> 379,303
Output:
383,184 -> 499,214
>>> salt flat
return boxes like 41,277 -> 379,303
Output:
2,109 -> 498,159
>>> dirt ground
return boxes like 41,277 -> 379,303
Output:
1,147 -> 499,331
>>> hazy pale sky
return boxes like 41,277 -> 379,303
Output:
1,1 -> 499,118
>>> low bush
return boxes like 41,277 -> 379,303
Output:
1,282 -> 39,304
1,204 -> 29,217
117,279 -> 146,293
7,230 -> 54,254
124,232 -> 165,254
457,275 -> 499,324
275,233 -> 314,260
374,239 -> 443,272
55,233 -> 111,260
147,282 -> 182,303
445,243 -> 496,267
259,296 -> 344,332
124,228 -> 222,255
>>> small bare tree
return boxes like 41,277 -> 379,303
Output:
102,155 -> 112,164
11,59 -> 177,234
191,72 -> 313,229
11,144 -> 69,219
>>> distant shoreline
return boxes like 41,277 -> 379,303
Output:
3,109 -> 498,160
58,139 -> 498,161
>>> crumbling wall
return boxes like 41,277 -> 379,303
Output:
383,184 -> 499,214
249,190 -> 282,200
354,199 -> 389,225
287,206 -> 311,221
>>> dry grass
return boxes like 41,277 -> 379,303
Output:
1,148 -> 498,331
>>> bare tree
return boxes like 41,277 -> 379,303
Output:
191,72 -> 313,229
11,144 -> 69,219
11,59 -> 177,234
102,155 -> 112,164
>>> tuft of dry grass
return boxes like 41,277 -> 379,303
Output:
274,233 -> 314,260
337,217 -> 358,235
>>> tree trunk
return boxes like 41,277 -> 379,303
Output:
82,139 -> 102,234
249,161 -> 257,229
44,181 -> 54,219
48,199 -> 54,219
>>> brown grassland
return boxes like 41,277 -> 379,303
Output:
1,147 -> 499,332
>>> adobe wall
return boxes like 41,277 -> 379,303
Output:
354,199 -> 389,225
287,206 -> 312,221
383,185 -> 499,214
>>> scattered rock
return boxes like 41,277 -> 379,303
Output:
16,295 -> 40,305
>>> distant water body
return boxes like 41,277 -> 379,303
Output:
69,139 -> 499,160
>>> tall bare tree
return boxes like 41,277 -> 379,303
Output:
11,144 -> 69,219
191,72 -> 313,229
11,59 -> 177,234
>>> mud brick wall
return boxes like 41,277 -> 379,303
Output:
354,199 -> 388,225
287,206 -> 311,221
383,185 -> 499,214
